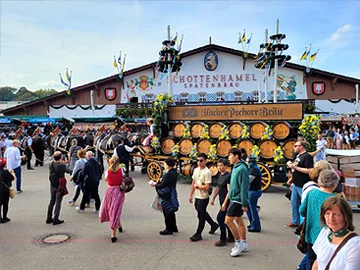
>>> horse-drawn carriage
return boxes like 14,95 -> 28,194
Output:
132,101 -> 305,192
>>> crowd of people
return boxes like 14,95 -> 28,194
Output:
0,121 -> 359,267
325,125 -> 359,150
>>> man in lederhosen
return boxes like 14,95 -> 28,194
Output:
22,130 -> 35,170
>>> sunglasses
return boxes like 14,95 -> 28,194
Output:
197,159 -> 205,162
294,144 -> 301,147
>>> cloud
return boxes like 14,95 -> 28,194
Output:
36,80 -> 60,89
326,24 -> 357,44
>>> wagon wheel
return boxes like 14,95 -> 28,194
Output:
258,162 -> 272,192
147,161 -> 163,182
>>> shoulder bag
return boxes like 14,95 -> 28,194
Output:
325,232 -> 358,270
0,180 -> 14,199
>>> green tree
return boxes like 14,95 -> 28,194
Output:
14,87 -> 37,101
0,86 -> 16,101
34,89 -> 58,99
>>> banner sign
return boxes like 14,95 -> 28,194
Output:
168,103 -> 303,121
0,118 -> 12,124
29,118 -> 56,123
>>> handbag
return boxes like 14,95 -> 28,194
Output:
157,187 -> 171,200
296,216 -> 307,254
0,180 -> 14,199
325,232 -> 358,270
119,176 -> 135,193
9,187 -> 15,199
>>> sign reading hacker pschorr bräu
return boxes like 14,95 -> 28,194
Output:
168,103 -> 303,121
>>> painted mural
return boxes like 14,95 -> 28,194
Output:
122,50 -> 307,103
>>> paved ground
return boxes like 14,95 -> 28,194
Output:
1,160 -> 360,270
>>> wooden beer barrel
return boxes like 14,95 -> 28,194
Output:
273,121 -> 292,140
228,122 -> 244,139
283,139 -> 296,159
216,140 -> 232,157
197,139 -> 212,154
259,139 -> 278,159
209,122 -> 224,139
226,165 -> 233,173
250,122 -> 267,139
178,138 -> 193,155
181,163 -> 196,176
208,163 -> 219,176
161,138 -> 175,155
173,123 -> 186,138
191,123 -> 204,138
238,139 -> 254,156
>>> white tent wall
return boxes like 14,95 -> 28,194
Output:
315,100 -> 357,114
49,104 -> 116,119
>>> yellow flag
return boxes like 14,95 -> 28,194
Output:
113,56 -> 118,68
300,50 -> 307,61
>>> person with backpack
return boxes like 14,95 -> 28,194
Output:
68,149 -> 87,206
47,151 -> 71,225
113,138 -> 137,176
76,151 -> 102,213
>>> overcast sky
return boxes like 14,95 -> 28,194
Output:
0,0 -> 359,91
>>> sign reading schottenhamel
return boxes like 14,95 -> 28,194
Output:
168,103 -> 303,121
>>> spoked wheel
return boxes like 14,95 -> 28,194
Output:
258,162 -> 272,192
147,161 -> 163,182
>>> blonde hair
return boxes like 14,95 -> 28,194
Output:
12,140 -> 20,146
108,156 -> 120,172
77,149 -> 85,159
71,138 -> 78,147
309,160 -> 333,182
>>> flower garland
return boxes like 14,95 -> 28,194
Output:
219,126 -> 230,140
251,145 -> 261,160
150,136 -> 160,152
298,115 -> 321,151
241,125 -> 250,139
182,124 -> 191,139
208,144 -> 217,160
200,125 -> 210,140
261,125 -> 273,140
189,143 -> 198,162
152,93 -> 175,135
171,143 -> 180,158
274,146 -> 286,164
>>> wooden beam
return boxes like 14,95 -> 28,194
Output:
94,84 -> 99,97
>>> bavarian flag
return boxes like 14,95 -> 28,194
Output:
300,48 -> 307,61
310,50 -> 319,62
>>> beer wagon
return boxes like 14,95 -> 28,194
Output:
135,101 -> 305,192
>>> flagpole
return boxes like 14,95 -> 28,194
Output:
264,29 -> 269,103
90,90 -> 95,117
167,25 -> 173,97
356,84 -> 359,113
273,19 -> 279,103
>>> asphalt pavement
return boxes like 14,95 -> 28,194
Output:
1,160 -> 360,270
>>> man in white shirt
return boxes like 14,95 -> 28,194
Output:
113,138 -> 136,176
189,153 -> 219,242
4,140 -> 26,193
316,134 -> 328,161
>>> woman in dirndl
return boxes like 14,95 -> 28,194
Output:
142,118 -> 154,147
100,156 -> 125,243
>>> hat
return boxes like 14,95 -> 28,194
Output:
0,158 -> 6,166
165,157 -> 176,167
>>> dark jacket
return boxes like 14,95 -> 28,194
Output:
155,168 -> 178,190
49,162 -> 70,188
83,158 -> 101,185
